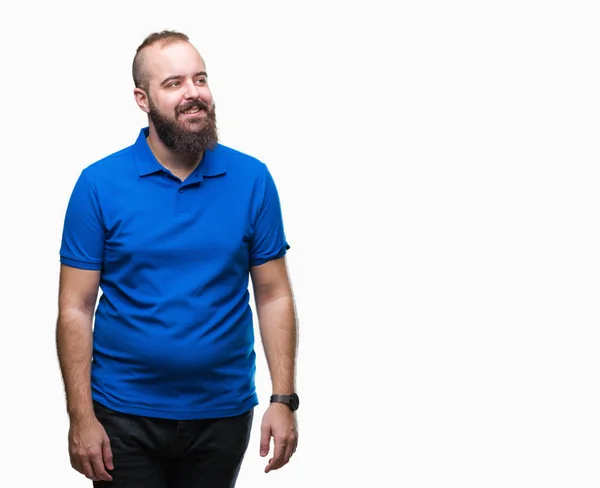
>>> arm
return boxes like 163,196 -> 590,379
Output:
56,264 -> 100,421
55,264 -> 113,482
250,256 -> 299,473
251,256 -> 298,394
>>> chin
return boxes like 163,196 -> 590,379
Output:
182,116 -> 207,124
179,118 -> 205,128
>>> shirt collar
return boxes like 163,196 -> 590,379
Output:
133,127 -> 227,178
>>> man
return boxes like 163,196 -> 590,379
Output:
56,30 -> 299,488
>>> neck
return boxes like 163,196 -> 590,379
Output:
146,127 -> 204,181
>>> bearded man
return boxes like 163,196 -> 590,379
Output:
56,30 -> 299,488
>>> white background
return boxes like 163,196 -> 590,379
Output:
0,0 -> 599,486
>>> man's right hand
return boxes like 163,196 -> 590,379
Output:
68,414 -> 114,482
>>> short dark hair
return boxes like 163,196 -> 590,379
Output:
133,30 -> 190,90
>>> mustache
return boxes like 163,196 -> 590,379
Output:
176,100 -> 211,115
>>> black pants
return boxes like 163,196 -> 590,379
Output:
93,401 -> 253,488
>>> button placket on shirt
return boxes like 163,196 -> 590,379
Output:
176,174 -> 202,214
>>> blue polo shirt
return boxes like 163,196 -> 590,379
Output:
60,127 -> 289,420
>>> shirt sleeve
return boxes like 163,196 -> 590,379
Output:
249,165 -> 290,266
59,169 -> 106,270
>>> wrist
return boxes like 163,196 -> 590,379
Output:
68,403 -> 95,423
269,393 -> 300,411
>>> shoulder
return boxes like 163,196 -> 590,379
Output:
212,143 -> 269,175
80,145 -> 137,185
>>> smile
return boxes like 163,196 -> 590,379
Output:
181,107 -> 203,114
179,109 -> 206,120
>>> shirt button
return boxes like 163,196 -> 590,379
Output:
179,189 -> 184,193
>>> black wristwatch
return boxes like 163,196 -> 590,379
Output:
270,393 -> 300,411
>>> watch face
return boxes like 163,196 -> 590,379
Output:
290,393 -> 300,411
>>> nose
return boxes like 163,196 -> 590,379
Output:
183,79 -> 201,100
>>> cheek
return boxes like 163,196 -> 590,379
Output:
200,89 -> 214,106
153,94 -> 179,112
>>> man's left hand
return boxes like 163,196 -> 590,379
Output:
259,402 -> 298,473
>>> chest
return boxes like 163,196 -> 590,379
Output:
101,177 -> 253,266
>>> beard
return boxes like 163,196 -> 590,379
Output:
148,97 -> 218,153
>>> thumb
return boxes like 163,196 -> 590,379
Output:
260,423 -> 271,457
102,434 -> 114,470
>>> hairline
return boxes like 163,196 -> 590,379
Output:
133,32 -> 193,92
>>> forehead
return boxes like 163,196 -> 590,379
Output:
144,41 -> 206,83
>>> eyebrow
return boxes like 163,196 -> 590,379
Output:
160,71 -> 208,86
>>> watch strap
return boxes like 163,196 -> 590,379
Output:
270,394 -> 293,403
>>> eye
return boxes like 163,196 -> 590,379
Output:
167,81 -> 181,88
195,78 -> 207,85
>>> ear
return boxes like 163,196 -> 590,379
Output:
133,87 -> 150,114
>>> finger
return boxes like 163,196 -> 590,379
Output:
280,432 -> 297,468
283,441 -> 294,466
91,450 -> 113,482
259,423 -> 271,457
102,435 -> 114,471
69,454 -> 83,474
80,460 -> 98,481
265,440 -> 286,473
